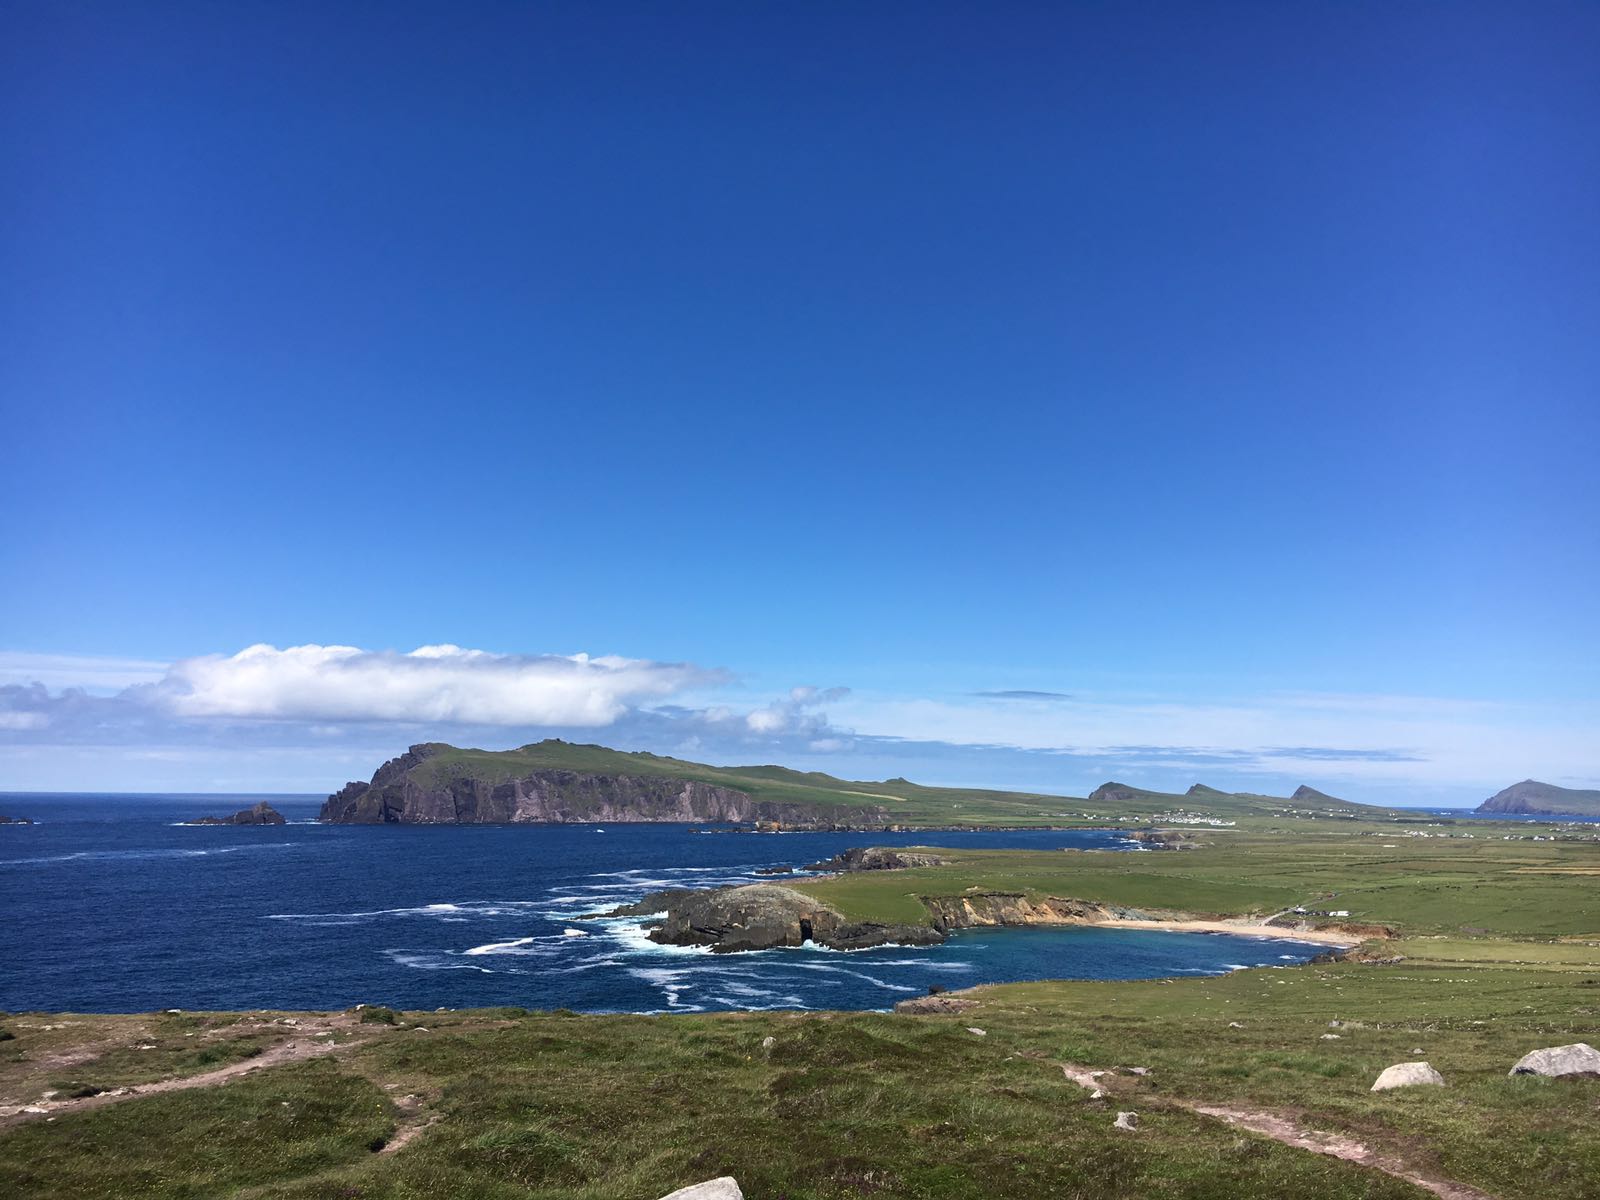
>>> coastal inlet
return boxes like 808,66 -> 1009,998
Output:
1,796 -> 1328,1014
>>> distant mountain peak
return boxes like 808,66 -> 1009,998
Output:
1291,784 -> 1342,804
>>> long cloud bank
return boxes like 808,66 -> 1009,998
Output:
1,645 -> 1597,802
159,643 -> 717,726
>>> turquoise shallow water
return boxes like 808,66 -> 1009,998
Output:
0,794 -> 1326,1013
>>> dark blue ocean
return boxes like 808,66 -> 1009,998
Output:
0,794 -> 1327,1014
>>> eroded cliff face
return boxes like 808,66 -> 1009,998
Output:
919,893 -> 1151,931
318,746 -> 890,826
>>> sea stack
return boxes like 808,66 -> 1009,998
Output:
193,801 -> 287,826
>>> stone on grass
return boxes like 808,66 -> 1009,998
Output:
761,1036 -> 775,1050
1509,1043 -> 1600,1078
1113,1111 -> 1139,1130
656,1178 -> 744,1200
966,1027 -> 986,1036
1371,1062 -> 1445,1091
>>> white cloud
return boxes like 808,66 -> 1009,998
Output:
160,643 -> 716,726
744,686 -> 850,736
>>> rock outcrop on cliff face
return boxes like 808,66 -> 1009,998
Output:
646,884 -> 945,953
193,801 -> 286,826
319,744 -> 891,826
805,847 -> 946,872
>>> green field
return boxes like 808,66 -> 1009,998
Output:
791,825 -> 1600,938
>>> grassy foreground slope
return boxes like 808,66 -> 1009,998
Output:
2,945 -> 1598,1200
400,740 -> 1406,827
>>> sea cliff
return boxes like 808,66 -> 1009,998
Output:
319,744 -> 891,826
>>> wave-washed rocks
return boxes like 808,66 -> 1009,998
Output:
607,883 -> 946,953
0,814 -> 36,825
192,801 -> 287,826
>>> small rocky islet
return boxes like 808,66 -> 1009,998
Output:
191,801 -> 287,826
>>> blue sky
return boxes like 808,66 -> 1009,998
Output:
3,2 -> 1597,803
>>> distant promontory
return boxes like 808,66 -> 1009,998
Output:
1476,780 -> 1600,818
318,741 -> 896,827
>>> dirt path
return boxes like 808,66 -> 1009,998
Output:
1187,1104 -> 1496,1200
0,1028 -> 359,1131
378,1110 -> 440,1155
1053,1061 -> 1496,1200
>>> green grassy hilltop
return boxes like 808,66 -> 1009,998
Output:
378,739 -> 1409,828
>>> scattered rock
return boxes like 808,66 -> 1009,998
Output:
753,865 -> 795,876
1089,1088 -> 1105,1099
1321,1034 -> 1341,1040
1114,1111 -> 1139,1130
966,1027 -> 987,1037
1371,1062 -> 1446,1091
760,1036 -> 775,1051
893,995 -> 978,1015
1228,1021 -> 1245,1028
1508,1043 -> 1600,1078
656,1178 -> 744,1200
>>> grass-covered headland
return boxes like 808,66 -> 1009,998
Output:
4,816 -> 1598,1199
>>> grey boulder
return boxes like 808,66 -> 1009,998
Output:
1509,1043 -> 1600,1078
656,1179 -> 744,1200
1371,1062 -> 1446,1091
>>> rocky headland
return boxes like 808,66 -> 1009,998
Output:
1477,780 -> 1600,817
642,884 -> 944,953
192,801 -> 286,826
599,843 -> 1377,953
320,744 -> 892,826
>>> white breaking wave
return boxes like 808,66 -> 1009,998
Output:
383,949 -> 495,973
264,898 -> 548,924
5,844 -> 296,867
